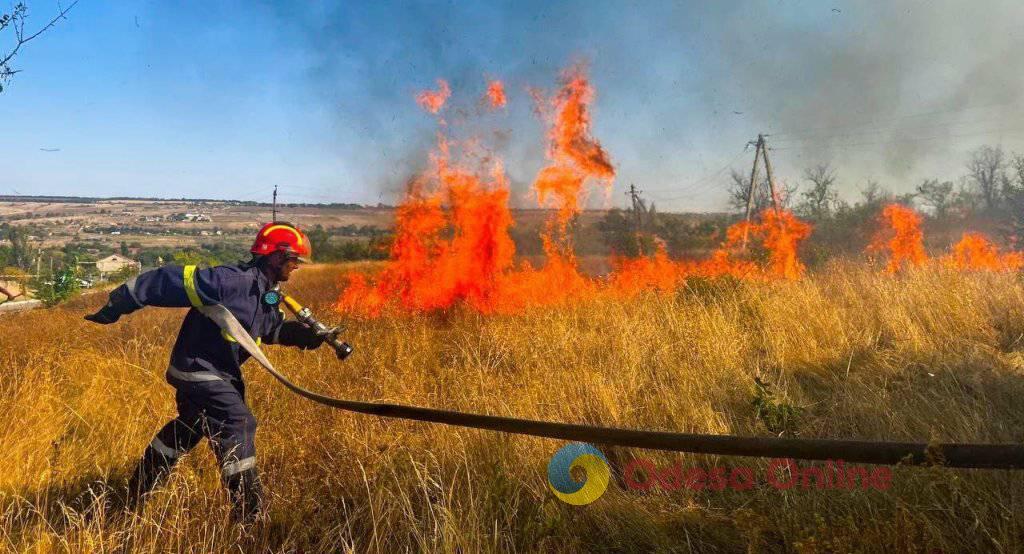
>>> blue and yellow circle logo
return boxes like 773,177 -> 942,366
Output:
547,442 -> 611,505
262,290 -> 281,306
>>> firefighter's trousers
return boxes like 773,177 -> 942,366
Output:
128,378 -> 262,520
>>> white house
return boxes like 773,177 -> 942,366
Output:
96,254 -> 141,278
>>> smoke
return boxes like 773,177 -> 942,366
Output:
714,1 -> 1024,184
278,1 -> 1024,208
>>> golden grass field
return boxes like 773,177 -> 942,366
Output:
3,262 -> 1024,552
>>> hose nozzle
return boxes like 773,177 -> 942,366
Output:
280,293 -> 353,360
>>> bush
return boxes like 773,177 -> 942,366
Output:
31,267 -> 80,307
751,377 -> 802,436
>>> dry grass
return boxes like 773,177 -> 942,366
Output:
2,262 -> 1024,552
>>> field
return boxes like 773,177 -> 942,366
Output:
0,198 -> 395,250
0,198 -> 636,255
2,262 -> 1024,552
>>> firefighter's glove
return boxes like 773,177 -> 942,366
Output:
85,303 -> 121,324
84,284 -> 140,325
275,321 -> 326,350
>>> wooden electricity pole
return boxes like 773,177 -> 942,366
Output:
743,140 -> 763,229
272,184 -> 279,222
627,183 -> 646,255
761,135 -> 780,211
628,183 -> 643,231
741,134 -> 782,250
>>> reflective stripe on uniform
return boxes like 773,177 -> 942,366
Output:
222,456 -> 256,477
124,275 -> 143,308
150,436 -> 183,458
182,265 -> 204,308
184,265 -> 264,347
167,364 -> 222,382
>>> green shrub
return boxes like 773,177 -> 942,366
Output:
751,377 -> 802,436
31,267 -> 80,307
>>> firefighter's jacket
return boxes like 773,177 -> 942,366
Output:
117,263 -> 284,386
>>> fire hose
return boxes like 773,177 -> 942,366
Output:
199,300 -> 1024,470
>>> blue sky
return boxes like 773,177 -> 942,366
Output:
3,1 -> 1024,211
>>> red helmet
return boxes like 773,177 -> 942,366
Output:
251,222 -> 312,262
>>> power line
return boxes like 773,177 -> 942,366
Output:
274,185 -> 362,204
641,146 -> 750,201
230,187 -> 276,202
276,183 -> 338,192
277,192 -> 355,203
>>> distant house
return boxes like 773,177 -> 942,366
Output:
96,254 -> 141,278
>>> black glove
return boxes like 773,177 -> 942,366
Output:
84,284 -> 141,325
273,320 -> 326,350
85,302 -> 122,324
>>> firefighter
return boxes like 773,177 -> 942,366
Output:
84,222 -> 326,521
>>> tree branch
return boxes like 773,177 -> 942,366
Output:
16,0 -> 77,47
0,1 -> 78,69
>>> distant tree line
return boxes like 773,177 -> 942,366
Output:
596,143 -> 1024,266
785,145 -> 1024,261
305,225 -> 390,263
596,208 -> 730,258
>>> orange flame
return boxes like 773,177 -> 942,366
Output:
607,209 -> 810,298
337,68 -> 814,319
525,64 -> 616,303
761,209 -> 813,279
533,64 -> 615,242
944,232 -> 1024,272
869,204 -> 928,273
416,79 -> 451,114
344,68 -> 1024,319
718,210 -> 810,277
485,80 -> 506,108
864,204 -> 1024,274
336,136 -> 515,317
337,67 -> 614,317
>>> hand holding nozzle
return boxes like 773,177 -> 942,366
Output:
280,294 -> 353,360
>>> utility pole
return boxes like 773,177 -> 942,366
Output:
743,140 -> 763,237
628,184 -> 644,232
627,183 -> 646,255
760,135 -> 780,212
741,134 -> 782,250
272,184 -> 278,222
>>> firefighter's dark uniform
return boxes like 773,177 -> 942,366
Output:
95,261 -> 319,518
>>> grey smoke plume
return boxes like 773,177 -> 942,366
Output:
282,1 -> 1024,209
712,1 -> 1024,190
